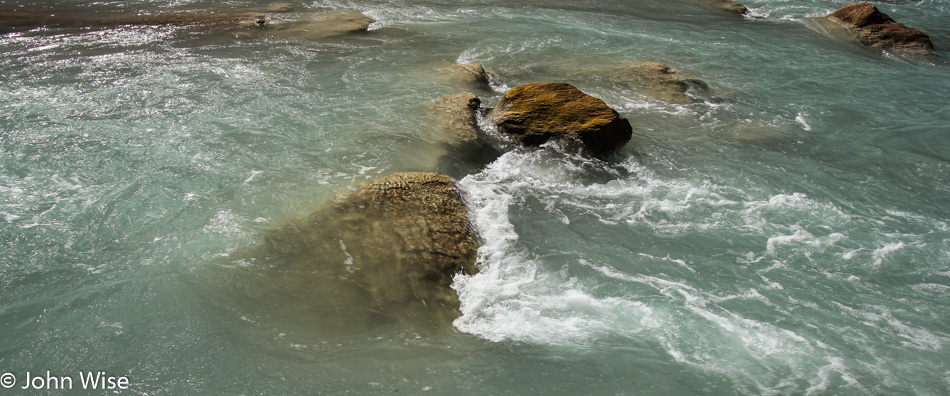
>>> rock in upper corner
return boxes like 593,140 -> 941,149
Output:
624,61 -> 709,104
490,83 -> 632,155
823,2 -> 934,55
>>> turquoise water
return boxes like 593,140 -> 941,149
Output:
2,0 -> 949,394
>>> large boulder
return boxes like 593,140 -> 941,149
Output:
823,2 -> 934,55
254,172 -> 478,329
624,61 -> 708,104
489,83 -> 633,155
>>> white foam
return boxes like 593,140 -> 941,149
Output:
339,239 -> 355,273
911,283 -> 950,294
766,227 -> 815,255
450,147 -> 872,394
202,210 -> 248,238
1,211 -> 21,223
743,3 -> 831,22
243,170 -> 262,185
453,152 -> 662,344
638,253 -> 695,273
805,357 -> 865,395
796,112 -> 813,131
872,242 -> 905,267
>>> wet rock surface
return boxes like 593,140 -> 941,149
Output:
489,82 -> 633,155
823,2 -> 934,55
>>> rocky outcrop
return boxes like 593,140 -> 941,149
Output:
0,10 -> 270,30
259,172 -> 478,328
490,83 -> 633,155
0,9 -> 373,37
624,61 -> 708,104
823,2 -> 934,55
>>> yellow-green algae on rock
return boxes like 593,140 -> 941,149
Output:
490,82 -> 633,155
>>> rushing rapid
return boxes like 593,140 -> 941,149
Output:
1,0 -> 949,394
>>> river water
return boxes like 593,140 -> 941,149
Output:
1,0 -> 949,394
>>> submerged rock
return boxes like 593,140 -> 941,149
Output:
624,61 -> 709,104
428,93 -> 501,178
450,63 -> 493,85
822,2 -> 934,55
430,93 -> 483,151
265,12 -> 374,37
490,83 -> 632,155
251,172 -> 478,329
438,63 -> 496,91
710,0 -> 749,16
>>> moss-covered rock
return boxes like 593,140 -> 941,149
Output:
489,83 -> 632,155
